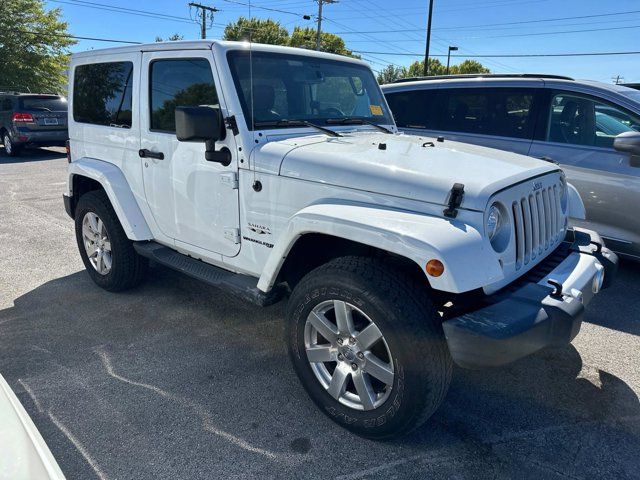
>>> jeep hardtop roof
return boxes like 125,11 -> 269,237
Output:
70,40 -> 368,68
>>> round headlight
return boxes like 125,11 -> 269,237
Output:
486,204 -> 502,241
559,174 -> 568,213
486,202 -> 510,252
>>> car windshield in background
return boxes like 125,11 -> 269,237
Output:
19,96 -> 67,112
227,50 -> 393,130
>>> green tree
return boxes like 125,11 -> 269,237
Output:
376,65 -> 403,84
289,27 -> 354,56
378,57 -> 490,82
450,59 -> 490,75
223,17 -> 289,45
0,0 -> 75,94
155,34 -> 184,42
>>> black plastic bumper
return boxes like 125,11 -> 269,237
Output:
443,229 -> 618,369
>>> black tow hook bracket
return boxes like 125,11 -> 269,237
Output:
590,240 -> 603,253
422,141 -> 435,147
548,279 -> 564,299
443,183 -> 465,218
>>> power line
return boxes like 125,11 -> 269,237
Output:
219,0 -> 311,17
351,49 -> 640,58
48,0 -> 198,24
17,29 -> 141,44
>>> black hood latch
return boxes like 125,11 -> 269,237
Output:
443,183 -> 465,218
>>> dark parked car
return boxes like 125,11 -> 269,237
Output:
0,93 -> 68,157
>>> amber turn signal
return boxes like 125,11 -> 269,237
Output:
426,259 -> 445,277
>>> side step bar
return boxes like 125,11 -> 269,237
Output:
133,241 -> 284,307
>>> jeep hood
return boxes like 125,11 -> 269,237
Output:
267,132 -> 558,211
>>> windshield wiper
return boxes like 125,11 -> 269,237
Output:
254,119 -> 342,137
326,117 -> 393,134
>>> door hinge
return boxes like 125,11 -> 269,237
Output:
225,116 -> 239,136
220,172 -> 238,189
224,228 -> 240,244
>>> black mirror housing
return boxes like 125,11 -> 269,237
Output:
175,106 -> 224,142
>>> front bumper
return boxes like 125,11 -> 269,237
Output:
443,228 -> 618,369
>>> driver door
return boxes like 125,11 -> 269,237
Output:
140,51 -> 240,258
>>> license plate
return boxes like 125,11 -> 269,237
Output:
44,118 -> 59,125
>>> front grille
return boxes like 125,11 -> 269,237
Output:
512,184 -> 563,269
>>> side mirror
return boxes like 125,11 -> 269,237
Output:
175,106 -> 224,142
175,106 -> 231,166
613,131 -> 640,168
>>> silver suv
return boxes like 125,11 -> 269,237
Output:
382,75 -> 640,259
0,93 -> 68,157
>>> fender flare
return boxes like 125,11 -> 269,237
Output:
257,203 -> 503,294
68,158 -> 153,241
567,183 -> 586,220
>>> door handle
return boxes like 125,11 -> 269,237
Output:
139,149 -> 164,160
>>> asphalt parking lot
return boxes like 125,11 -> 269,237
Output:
1,147 -> 639,480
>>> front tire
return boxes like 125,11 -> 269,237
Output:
286,256 -> 452,439
74,190 -> 148,291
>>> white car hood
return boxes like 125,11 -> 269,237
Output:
267,132 -> 558,211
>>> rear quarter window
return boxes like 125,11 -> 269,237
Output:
73,61 -> 134,128
385,89 -> 440,129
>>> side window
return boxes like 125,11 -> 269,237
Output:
1,98 -> 12,111
149,58 -> 218,133
385,90 -> 437,129
442,88 -> 535,139
547,92 -> 640,148
73,61 -> 133,127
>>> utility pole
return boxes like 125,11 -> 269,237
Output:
446,46 -> 458,75
423,0 -> 434,76
612,75 -> 624,85
189,2 -> 219,39
316,0 -> 337,51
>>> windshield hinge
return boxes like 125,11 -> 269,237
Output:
224,227 -> 240,244
443,183 -> 465,219
220,172 -> 238,190
225,116 -> 239,136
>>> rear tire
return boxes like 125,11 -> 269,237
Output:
74,190 -> 147,291
3,132 -> 20,157
286,256 -> 452,439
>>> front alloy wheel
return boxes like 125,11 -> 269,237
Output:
305,300 -> 394,411
287,256 -> 452,439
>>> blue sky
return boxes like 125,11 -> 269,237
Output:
46,0 -> 640,83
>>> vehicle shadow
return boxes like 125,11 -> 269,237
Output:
0,265 -> 638,479
0,146 -> 66,164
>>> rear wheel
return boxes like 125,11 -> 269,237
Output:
74,190 -> 147,291
286,256 -> 452,439
3,132 -> 20,157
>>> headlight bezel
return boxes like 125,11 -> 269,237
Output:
485,201 -> 511,253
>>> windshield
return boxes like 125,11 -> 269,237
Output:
227,50 -> 393,130
19,96 -> 67,112
595,112 -> 635,135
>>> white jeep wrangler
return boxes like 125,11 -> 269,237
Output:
64,41 -> 618,439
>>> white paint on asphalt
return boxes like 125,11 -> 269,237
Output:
48,410 -> 109,480
18,378 -> 44,413
95,346 -> 282,461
